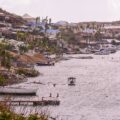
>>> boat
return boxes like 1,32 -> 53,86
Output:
36,61 -> 55,66
0,87 -> 37,96
68,77 -> 76,86
94,49 -> 110,55
76,56 -> 93,59
107,48 -> 117,53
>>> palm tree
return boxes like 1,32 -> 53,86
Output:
49,18 -> 52,24
92,22 -> 95,29
80,25 -> 84,31
17,31 -> 29,43
19,45 -> 28,54
94,30 -> 102,41
36,17 -> 40,23
45,23 -> 49,33
0,49 -> 12,70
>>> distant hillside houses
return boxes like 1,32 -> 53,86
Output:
22,13 -> 36,23
102,25 -> 120,39
25,21 -> 61,39
26,22 -> 46,30
0,38 -> 25,45
53,21 -> 69,30
104,24 -> 120,29
55,21 -> 69,26
0,8 -> 26,26
41,29 -> 60,39
82,28 -> 97,34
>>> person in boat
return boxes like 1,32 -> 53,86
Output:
68,77 -> 76,85
70,80 -> 74,84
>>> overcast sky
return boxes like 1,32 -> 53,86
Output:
0,0 -> 120,22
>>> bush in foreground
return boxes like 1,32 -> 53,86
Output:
0,102 -> 48,120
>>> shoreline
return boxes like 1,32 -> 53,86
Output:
0,67 -> 40,87
0,51 -> 117,87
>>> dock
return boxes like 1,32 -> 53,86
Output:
0,98 -> 60,106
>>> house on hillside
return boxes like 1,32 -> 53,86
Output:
41,29 -> 60,39
22,14 -> 36,23
26,22 -> 46,30
0,12 -> 5,21
82,28 -> 97,34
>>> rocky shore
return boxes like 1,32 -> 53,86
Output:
0,70 -> 26,86
16,68 -> 40,77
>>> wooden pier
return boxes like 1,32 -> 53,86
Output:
0,98 -> 60,106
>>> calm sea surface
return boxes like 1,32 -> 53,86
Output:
10,52 -> 120,120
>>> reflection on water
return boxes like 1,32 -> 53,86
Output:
10,52 -> 120,120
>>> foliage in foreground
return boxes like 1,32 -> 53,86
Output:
0,75 -> 6,85
16,68 -> 40,77
0,102 -> 48,120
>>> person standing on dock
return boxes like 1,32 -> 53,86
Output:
42,97 -> 44,101
56,93 -> 59,98
49,93 -> 52,97
53,84 -> 56,87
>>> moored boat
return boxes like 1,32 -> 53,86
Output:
36,61 -> 55,66
0,87 -> 37,96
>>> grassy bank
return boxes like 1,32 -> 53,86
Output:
16,68 -> 40,77
0,71 -> 25,86
0,67 -> 40,86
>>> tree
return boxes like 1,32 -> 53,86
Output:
80,25 -> 84,30
94,30 -> 102,41
17,31 -> 29,43
0,75 -> 6,85
86,24 -> 90,29
45,23 -> 49,33
111,40 -> 117,45
0,49 -> 12,70
36,17 -> 40,24
92,22 -> 95,29
49,18 -> 52,24
19,45 -> 28,54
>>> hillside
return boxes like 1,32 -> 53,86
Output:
0,8 -> 26,26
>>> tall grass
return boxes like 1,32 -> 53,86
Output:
0,99 -> 49,120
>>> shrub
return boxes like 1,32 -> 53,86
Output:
0,75 -> 6,85
16,68 -> 39,77
0,102 -> 48,120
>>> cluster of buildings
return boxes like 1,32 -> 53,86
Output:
67,22 -> 120,53
0,7 -> 120,56
0,8 -> 61,70
0,8 -> 62,41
